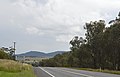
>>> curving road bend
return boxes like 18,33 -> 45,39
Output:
33,67 -> 120,77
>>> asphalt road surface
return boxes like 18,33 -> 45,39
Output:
33,67 -> 120,77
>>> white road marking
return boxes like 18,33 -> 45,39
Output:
60,69 -> 94,77
39,67 -> 55,77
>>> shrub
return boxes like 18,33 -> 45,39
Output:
0,50 -> 10,59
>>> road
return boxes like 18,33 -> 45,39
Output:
33,67 -> 120,77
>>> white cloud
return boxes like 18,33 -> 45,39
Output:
0,0 -> 120,53
56,35 -> 74,43
10,0 -> 120,42
26,27 -> 39,35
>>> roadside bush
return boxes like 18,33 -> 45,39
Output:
0,50 -> 10,59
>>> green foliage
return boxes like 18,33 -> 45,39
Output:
1,47 -> 15,60
40,12 -> 120,71
0,49 -> 10,59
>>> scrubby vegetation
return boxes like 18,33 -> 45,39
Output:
0,59 -> 36,77
0,59 -> 31,72
0,46 -> 16,60
0,50 -> 10,59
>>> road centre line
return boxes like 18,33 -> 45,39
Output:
39,67 -> 55,77
60,69 -> 94,77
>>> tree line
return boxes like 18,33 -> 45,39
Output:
40,12 -> 120,71
0,47 -> 15,60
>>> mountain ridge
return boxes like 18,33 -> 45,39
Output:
16,51 -> 65,58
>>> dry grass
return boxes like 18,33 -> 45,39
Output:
0,59 -> 31,72
0,59 -> 36,77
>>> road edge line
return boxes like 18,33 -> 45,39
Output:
39,67 -> 55,77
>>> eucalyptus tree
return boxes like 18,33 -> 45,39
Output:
107,13 -> 120,70
84,20 -> 106,69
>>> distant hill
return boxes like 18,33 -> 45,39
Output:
16,51 -> 65,58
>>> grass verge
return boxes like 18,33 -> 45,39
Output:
0,70 -> 36,77
0,59 -> 36,77
75,68 -> 120,75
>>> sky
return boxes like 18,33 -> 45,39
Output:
0,0 -> 120,54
